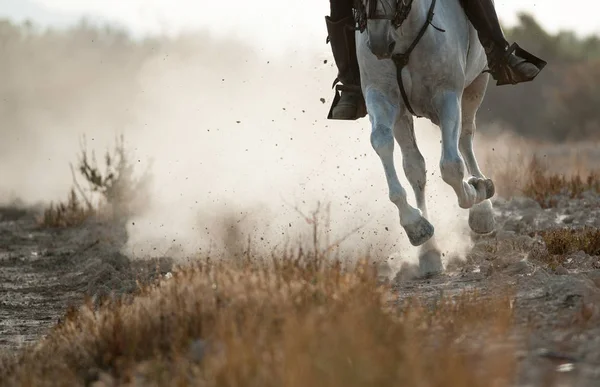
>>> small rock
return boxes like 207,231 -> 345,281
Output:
556,363 -> 575,373
535,348 -> 578,361
504,259 -> 529,275
481,261 -> 494,277
514,235 -> 538,250
492,196 -> 507,207
521,211 -> 537,225
502,218 -> 523,233
547,276 -> 600,309
512,197 -> 542,211
586,270 -> 600,288
554,265 -> 569,275
496,229 -> 517,241
562,215 -> 575,224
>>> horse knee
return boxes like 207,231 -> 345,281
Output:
365,89 -> 398,127
440,155 -> 465,185
370,124 -> 394,156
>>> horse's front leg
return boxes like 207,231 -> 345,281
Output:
393,114 -> 443,275
366,88 -> 434,246
434,90 -> 494,209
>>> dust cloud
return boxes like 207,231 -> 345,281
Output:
117,35 -> 475,267
1,29 -> 477,267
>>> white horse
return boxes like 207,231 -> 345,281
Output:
356,0 -> 496,276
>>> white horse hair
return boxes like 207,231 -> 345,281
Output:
356,0 -> 496,276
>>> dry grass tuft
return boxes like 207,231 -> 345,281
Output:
38,134 -> 152,228
0,247 -> 518,387
482,135 -> 600,206
522,156 -> 600,208
527,226 -> 600,270
537,226 -> 600,256
40,187 -> 96,228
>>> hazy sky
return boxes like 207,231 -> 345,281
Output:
0,0 -> 595,52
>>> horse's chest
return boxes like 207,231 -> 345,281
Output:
401,72 -> 440,116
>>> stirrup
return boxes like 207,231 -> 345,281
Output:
327,82 -> 367,120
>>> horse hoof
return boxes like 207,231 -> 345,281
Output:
468,199 -> 496,234
418,248 -> 444,277
403,216 -> 435,247
468,177 -> 496,200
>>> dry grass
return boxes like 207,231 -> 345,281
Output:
481,134 -> 600,206
522,156 -> 600,208
40,187 -> 96,228
0,246 -> 518,387
525,226 -> 600,270
38,135 -> 152,228
538,226 -> 600,257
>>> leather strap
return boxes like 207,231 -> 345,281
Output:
392,0 -> 444,117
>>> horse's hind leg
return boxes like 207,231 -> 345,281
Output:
366,89 -> 434,247
394,114 -> 443,276
461,73 -> 495,234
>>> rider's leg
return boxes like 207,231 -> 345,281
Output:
461,0 -> 547,86
325,0 -> 366,120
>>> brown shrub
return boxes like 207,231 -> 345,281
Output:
39,187 -> 95,228
75,134 -> 153,221
522,156 -> 600,208
482,135 -> 600,206
0,250 -> 518,387
538,226 -> 600,256
527,226 -> 600,270
38,134 -> 152,228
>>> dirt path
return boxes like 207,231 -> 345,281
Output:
0,206 -> 172,350
1,194 -> 600,386
393,194 -> 600,386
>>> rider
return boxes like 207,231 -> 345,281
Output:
325,0 -> 547,120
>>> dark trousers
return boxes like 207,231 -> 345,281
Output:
329,0 -> 353,21
329,0 -> 506,47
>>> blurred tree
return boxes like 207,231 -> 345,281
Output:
479,13 -> 600,141
0,14 -> 598,143
544,60 -> 600,140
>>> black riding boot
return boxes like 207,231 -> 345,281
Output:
325,2 -> 366,120
461,0 -> 547,85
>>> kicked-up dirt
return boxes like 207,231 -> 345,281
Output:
1,192 -> 600,386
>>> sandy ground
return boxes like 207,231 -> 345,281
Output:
1,193 -> 600,386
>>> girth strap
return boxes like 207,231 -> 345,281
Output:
392,0 -> 444,117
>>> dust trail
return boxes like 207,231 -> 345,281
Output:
0,26 -> 476,266
117,34 -> 474,266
